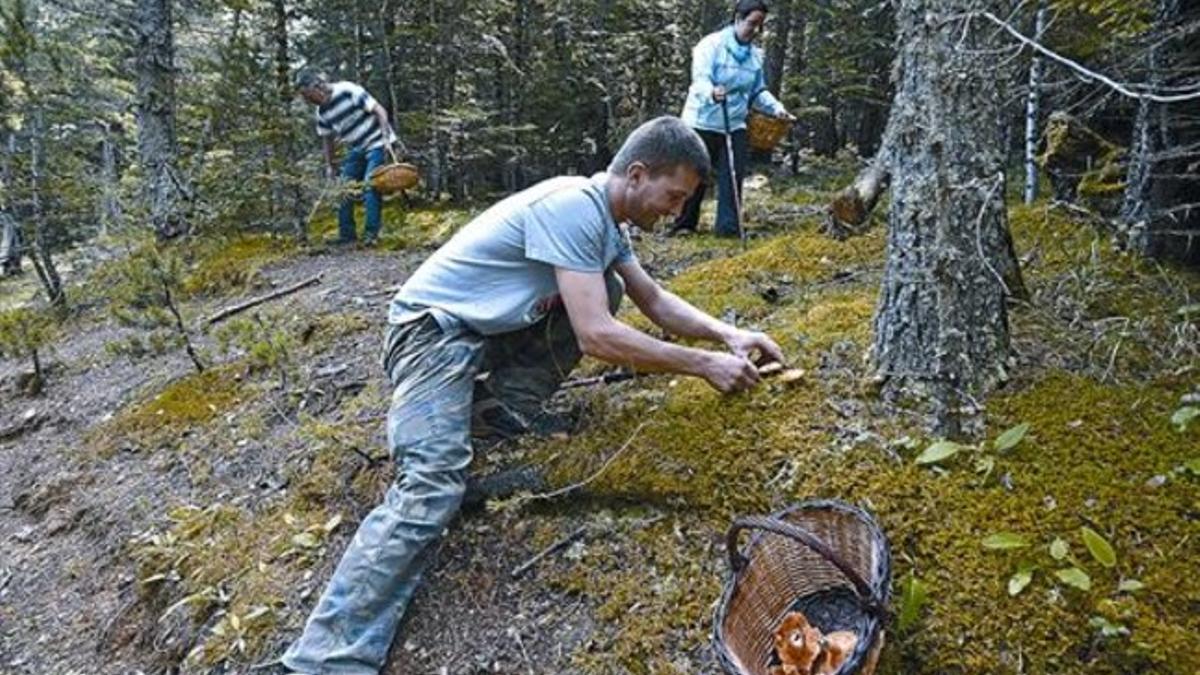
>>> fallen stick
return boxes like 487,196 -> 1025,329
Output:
560,370 -> 636,389
361,284 -> 403,299
0,410 -> 45,443
510,525 -> 589,579
205,274 -> 323,326
521,421 -> 648,503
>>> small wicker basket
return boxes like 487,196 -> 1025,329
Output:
369,147 -> 420,195
747,110 -> 793,153
370,162 -> 419,194
714,500 -> 891,675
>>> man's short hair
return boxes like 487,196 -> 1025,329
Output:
293,69 -> 326,90
608,116 -> 710,178
734,0 -> 769,19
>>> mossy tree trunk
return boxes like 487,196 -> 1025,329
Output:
134,0 -> 189,240
872,0 -> 1013,437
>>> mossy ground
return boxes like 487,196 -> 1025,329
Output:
307,196 -> 476,252
529,193 -> 1199,673
96,170 -> 1199,674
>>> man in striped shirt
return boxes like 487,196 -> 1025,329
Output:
296,71 -> 397,246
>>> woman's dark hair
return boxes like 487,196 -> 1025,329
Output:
734,0 -> 769,20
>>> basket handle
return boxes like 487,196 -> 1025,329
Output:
726,515 -> 885,616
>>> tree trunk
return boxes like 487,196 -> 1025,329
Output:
134,0 -> 188,240
1121,0 -> 1180,256
99,122 -> 123,237
764,0 -> 793,99
872,0 -> 1013,437
28,109 -> 65,309
380,0 -> 401,128
1022,0 -> 1047,205
267,0 -> 307,240
1,134 -> 20,276
353,0 -> 366,82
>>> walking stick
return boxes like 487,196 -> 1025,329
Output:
720,97 -> 747,251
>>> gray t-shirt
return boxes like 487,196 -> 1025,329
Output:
389,173 -> 634,335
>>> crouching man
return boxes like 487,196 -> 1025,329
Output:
282,116 -> 784,674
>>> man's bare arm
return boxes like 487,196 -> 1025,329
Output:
555,268 -> 762,393
370,102 -> 396,146
615,259 -> 785,364
322,136 -> 337,175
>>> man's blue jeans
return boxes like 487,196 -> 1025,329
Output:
282,274 -> 624,674
338,146 -> 386,242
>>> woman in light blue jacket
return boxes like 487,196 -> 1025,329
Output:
673,0 -> 794,237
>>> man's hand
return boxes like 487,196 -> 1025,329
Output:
712,85 -> 727,102
702,352 -> 761,393
725,329 -> 785,366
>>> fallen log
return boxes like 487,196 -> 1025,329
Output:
828,110 -> 898,237
205,274 -> 323,326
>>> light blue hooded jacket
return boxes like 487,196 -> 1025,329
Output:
680,25 -> 786,133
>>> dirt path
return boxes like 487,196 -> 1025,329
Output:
0,246 -> 456,674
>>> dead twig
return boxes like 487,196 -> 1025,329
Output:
560,370 -> 636,390
0,410 -> 46,442
204,274 -> 323,326
510,525 -> 589,579
522,421 -> 648,503
361,283 -> 404,299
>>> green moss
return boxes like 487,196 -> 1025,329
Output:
91,366 -> 245,455
112,177 -> 1200,674
1008,202 -> 1200,379
666,224 -> 883,321
528,182 -> 1199,673
181,234 -> 296,297
308,200 -> 476,252
129,414 -> 387,668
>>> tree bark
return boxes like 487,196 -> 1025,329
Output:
134,0 -> 188,240
98,122 -> 123,237
380,0 -> 401,128
764,0 -> 793,99
353,0 -> 366,82
872,0 -> 1013,437
1121,0 -> 1180,256
1022,0 -> 1047,205
1,134 -> 20,276
28,109 -> 64,309
268,0 -> 307,240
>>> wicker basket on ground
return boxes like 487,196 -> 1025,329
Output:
370,147 -> 420,195
714,500 -> 892,675
747,110 -> 793,153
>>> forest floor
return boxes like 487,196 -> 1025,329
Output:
1,161 -> 1199,675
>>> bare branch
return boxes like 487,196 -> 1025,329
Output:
977,11 -> 1200,103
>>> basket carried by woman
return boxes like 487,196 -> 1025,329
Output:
747,109 -> 793,153
369,146 -> 420,195
714,500 -> 892,675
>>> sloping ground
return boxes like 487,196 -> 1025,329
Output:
1,176 -> 1198,675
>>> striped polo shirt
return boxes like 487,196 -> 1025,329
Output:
316,81 -> 390,151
